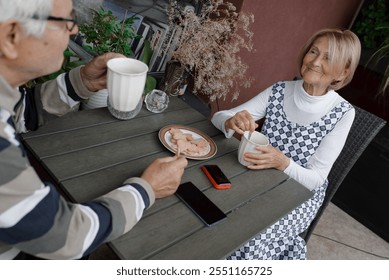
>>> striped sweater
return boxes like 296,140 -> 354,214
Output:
0,67 -> 155,259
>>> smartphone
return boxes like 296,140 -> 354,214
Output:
201,165 -> 232,190
175,182 -> 227,227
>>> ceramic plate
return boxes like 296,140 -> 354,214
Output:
158,125 -> 217,160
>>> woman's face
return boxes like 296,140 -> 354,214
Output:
301,36 -> 345,95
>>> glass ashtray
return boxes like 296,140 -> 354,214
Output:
144,90 -> 169,113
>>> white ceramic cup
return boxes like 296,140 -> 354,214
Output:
238,131 -> 269,166
107,58 -> 148,118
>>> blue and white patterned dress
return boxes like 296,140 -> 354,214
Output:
227,81 -> 352,260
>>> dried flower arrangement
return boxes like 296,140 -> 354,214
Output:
166,0 -> 254,101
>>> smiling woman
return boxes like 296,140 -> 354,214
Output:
298,29 -> 361,96
211,28 -> 361,260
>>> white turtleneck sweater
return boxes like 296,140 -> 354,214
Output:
211,80 -> 355,191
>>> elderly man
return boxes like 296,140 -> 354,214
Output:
0,0 -> 187,259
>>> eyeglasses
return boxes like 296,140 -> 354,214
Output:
32,10 -> 77,32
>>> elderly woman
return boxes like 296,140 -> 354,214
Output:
211,28 -> 361,259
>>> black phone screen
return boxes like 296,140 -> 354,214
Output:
175,182 -> 227,226
203,165 -> 231,185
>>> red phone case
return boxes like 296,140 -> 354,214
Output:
201,166 -> 231,190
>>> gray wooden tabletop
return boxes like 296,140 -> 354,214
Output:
22,97 -> 313,259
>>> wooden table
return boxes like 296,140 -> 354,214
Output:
21,97 -> 313,259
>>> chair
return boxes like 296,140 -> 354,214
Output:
301,105 -> 387,243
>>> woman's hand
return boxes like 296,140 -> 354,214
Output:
244,145 -> 290,171
80,52 -> 125,92
225,110 -> 258,135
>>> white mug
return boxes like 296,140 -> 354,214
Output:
238,131 -> 269,166
107,58 -> 148,119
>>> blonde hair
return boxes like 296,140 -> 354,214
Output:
297,28 -> 361,90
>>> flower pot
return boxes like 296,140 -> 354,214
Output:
159,60 -> 188,96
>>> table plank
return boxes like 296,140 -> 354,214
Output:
21,96 -> 188,138
57,134 -> 240,202
39,120 -> 221,181
23,104 -> 206,158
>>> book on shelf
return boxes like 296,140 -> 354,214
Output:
102,0 -> 186,72
158,26 -> 183,72
153,26 -> 178,72
132,21 -> 151,57
152,27 -> 176,72
143,18 -> 170,72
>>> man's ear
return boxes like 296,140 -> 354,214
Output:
0,20 -> 23,59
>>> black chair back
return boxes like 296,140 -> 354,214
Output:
301,106 -> 386,242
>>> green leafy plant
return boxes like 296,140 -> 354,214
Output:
371,26 -> 389,93
354,0 -> 389,94
353,0 -> 389,49
79,7 -> 157,94
79,7 -> 140,57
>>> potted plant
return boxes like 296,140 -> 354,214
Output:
337,0 -> 389,124
76,6 -> 141,109
369,26 -> 389,94
79,7 -> 139,57
161,0 -> 254,102
353,0 -> 389,95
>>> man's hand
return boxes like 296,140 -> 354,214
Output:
141,155 -> 188,198
80,52 -> 125,92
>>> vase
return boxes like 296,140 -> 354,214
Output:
159,60 -> 189,96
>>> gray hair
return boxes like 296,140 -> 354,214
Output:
0,0 -> 51,37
